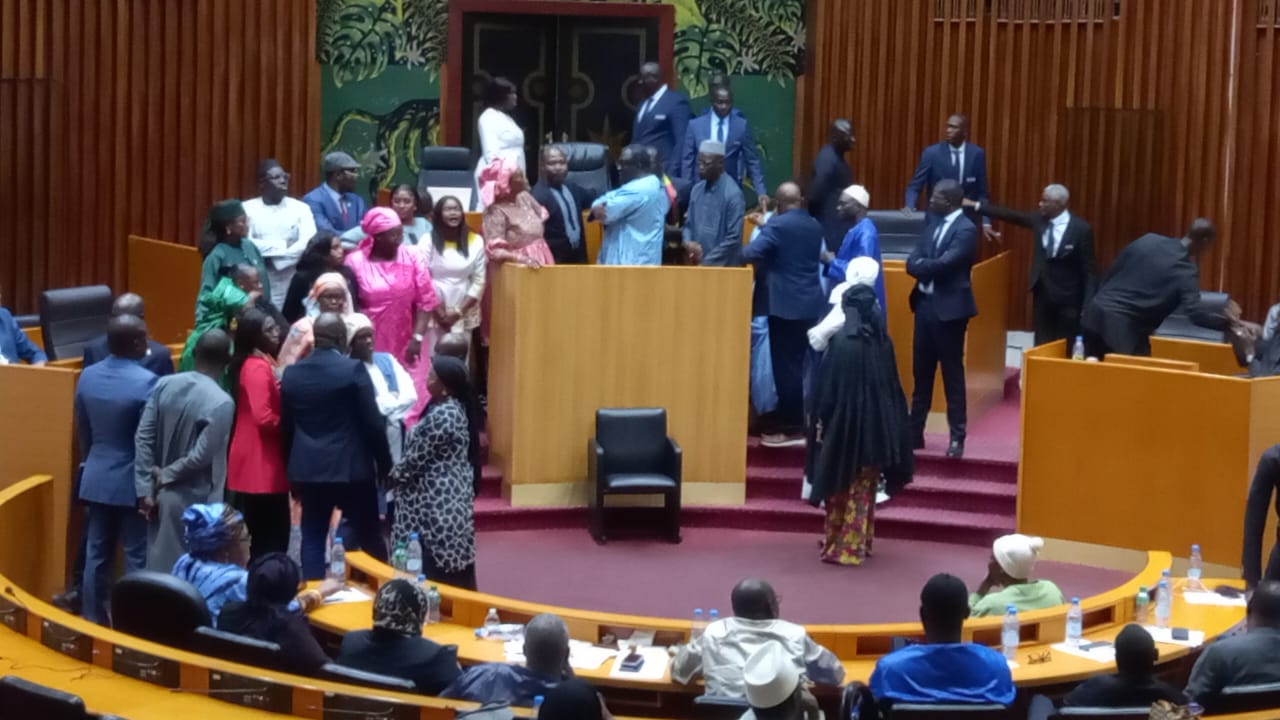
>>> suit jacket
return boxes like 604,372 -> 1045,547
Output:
631,87 -> 692,178
530,180 -> 596,265
280,348 -> 390,485
302,184 -> 367,234
808,144 -> 854,252
83,335 -> 175,377
680,111 -> 767,194
978,204 -> 1097,308
904,142 -> 991,224
75,356 -> 159,507
906,213 -> 979,323
742,208 -> 828,321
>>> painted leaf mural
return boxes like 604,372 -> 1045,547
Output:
320,0 -> 404,88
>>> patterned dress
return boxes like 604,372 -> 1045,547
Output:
480,192 -> 553,343
390,398 -> 476,582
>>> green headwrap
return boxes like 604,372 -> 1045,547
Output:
207,199 -> 246,226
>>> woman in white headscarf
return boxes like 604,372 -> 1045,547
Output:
276,272 -> 354,367
969,534 -> 1064,616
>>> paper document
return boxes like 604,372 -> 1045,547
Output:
1141,626 -> 1205,648
607,646 -> 670,681
323,588 -> 373,604
1182,591 -> 1247,607
1051,641 -> 1116,663
503,640 -> 616,671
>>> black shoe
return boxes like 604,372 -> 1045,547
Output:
52,588 -> 82,615
946,440 -> 964,458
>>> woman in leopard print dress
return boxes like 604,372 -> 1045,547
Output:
390,355 -> 482,590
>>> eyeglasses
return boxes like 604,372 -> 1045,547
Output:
1026,650 -> 1052,665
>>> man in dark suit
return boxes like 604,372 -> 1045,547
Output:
809,119 -> 855,252
965,184 -> 1097,348
302,151 -> 367,238
281,312 -> 390,579
907,180 -> 978,458
744,182 -> 828,447
531,145 -> 596,265
904,114 -> 994,240
680,85 -> 768,208
82,293 -> 175,376
631,62 -> 691,179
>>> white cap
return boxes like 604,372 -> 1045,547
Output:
841,184 -> 871,208
845,256 -> 880,288
743,642 -> 799,710
993,533 -> 1045,580
698,140 -> 726,156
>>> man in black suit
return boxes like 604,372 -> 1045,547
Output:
531,145 -> 596,265
281,312 -> 391,579
965,184 -> 1097,349
82,293 -> 174,376
907,180 -> 978,458
808,119 -> 855,252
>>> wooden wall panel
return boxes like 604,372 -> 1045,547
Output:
798,0 -> 1279,327
0,0 -> 319,315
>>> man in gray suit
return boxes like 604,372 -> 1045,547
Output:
134,329 -> 235,572
1185,580 -> 1280,705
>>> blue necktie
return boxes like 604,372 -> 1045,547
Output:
553,186 -> 580,248
952,148 -> 962,181
717,118 -> 726,143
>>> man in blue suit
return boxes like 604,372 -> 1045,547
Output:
632,62 -> 691,179
281,313 -> 390,579
744,182 -> 828,448
74,315 -> 158,624
906,180 -> 978,458
302,151 -> 366,238
82,293 -> 174,376
903,114 -> 994,239
680,86 -> 768,207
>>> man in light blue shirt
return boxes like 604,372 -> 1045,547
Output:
592,144 -> 670,266
682,140 -> 745,267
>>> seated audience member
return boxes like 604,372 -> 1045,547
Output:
1244,446 -> 1280,589
199,199 -> 271,303
969,534 -> 1064,617
1063,624 -> 1188,707
277,272 -> 355,367
244,159 -> 318,308
283,230 -> 362,324
592,144 -> 670,266
171,503 -> 251,620
1185,580 -> 1280,704
346,313 -> 416,464
180,264 -> 261,375
540,679 -> 614,720
531,145 -> 596,265
672,578 -> 843,696
0,288 -> 45,366
302,151 -> 367,238
681,140 -> 745,267
1226,309 -> 1280,378
442,613 -> 571,705
219,552 -> 336,676
82,293 -> 174,375
336,578 -> 461,694
869,573 -> 1015,706
741,642 -> 810,720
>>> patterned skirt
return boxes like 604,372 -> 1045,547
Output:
819,466 -> 878,566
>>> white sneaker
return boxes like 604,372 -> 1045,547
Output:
876,491 -> 891,505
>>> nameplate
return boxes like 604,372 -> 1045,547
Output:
40,619 -> 92,661
0,595 -> 27,634
112,645 -> 180,687
323,692 -> 418,720
209,670 -> 292,713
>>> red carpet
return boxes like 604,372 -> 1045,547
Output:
474,527 -> 1127,624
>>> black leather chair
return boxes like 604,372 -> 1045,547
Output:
418,146 -> 478,211
1202,681 -> 1280,714
839,682 -> 878,720
884,704 -> 1012,720
110,571 -> 211,646
559,142 -> 613,198
588,408 -> 682,545
692,693 -> 750,720
318,663 -> 417,692
14,313 -> 39,329
0,675 -> 89,720
38,285 -> 112,361
188,625 -> 285,670
1154,290 -> 1230,343
868,210 -> 926,259
1050,708 -> 1150,719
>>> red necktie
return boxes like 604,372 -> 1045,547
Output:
340,198 -> 349,226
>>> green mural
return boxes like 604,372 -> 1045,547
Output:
317,0 -> 804,200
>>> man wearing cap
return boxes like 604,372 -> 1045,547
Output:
246,159 -> 319,308
969,533 -> 1064,617
680,85 -> 768,207
741,642 -> 810,720
682,140 -> 746,267
303,151 -> 367,236
820,185 -> 884,313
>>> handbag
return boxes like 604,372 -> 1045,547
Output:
1148,700 -> 1196,720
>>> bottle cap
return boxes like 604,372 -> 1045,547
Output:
410,532 -> 419,539
694,608 -> 703,614
489,607 -> 497,612
430,584 -> 438,590
333,537 -> 343,544
1192,544 -> 1200,551
534,695 -> 544,706
417,574 -> 426,581
1071,597 -> 1080,603
1006,604 -> 1017,612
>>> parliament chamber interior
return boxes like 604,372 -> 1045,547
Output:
5,1 -> 1280,719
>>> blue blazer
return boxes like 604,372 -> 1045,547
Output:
0,308 -> 45,364
75,357 -> 158,507
83,335 -> 174,377
631,88 -> 691,178
680,110 -> 767,194
281,348 -> 390,485
302,184 -> 367,234
906,213 -> 979,322
903,142 -> 991,212
743,209 -> 828,321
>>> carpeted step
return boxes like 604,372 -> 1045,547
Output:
884,476 -> 1017,514
473,497 -> 586,532
477,466 -> 504,498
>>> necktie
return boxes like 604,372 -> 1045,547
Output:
340,197 -> 349,227
554,186 -> 580,247
933,223 -> 944,253
717,118 -> 726,143
640,97 -> 655,121
952,148 -> 962,181
1044,225 -> 1056,256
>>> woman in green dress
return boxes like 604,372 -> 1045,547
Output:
199,199 -> 271,304
179,264 -> 260,374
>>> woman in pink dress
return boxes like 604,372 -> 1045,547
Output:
345,207 -> 440,426
478,158 -> 554,350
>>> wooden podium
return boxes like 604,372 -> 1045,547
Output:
487,265 -> 752,506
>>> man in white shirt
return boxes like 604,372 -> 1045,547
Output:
671,578 -> 844,698
244,159 -> 318,309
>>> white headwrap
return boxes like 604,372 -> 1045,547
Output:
992,534 -> 1045,580
807,256 -> 883,351
344,312 -> 373,343
841,184 -> 871,209
845,256 -> 880,288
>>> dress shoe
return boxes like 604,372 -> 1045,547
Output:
946,440 -> 965,458
51,588 -> 82,615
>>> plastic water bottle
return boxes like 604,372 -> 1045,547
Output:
691,608 -> 705,640
1135,586 -> 1151,625
1155,578 -> 1172,629
1065,597 -> 1083,646
427,585 -> 442,625
532,695 -> 544,719
1188,544 -> 1204,589
406,532 -> 423,577
483,607 -> 501,635
391,541 -> 407,576
1072,335 -> 1085,360
1001,605 -> 1019,661
328,537 -> 346,581
709,608 -> 720,626
287,525 -> 302,565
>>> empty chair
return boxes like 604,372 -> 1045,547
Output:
418,146 -> 479,211
110,570 -> 210,646
868,210 -> 926,259
0,676 -> 88,720
1154,290 -> 1230,343
588,407 -> 682,545
39,285 -> 112,360
319,663 -> 417,692
559,142 -> 613,199
188,625 -> 285,671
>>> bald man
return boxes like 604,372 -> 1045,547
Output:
631,62 -> 691,178
82,293 -> 175,376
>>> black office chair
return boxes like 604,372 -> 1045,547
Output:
559,142 -> 613,198
1050,708 -> 1150,719
1154,290 -> 1231,343
588,408 -> 682,545
110,571 -> 211,646
188,625 -> 285,670
840,681 -> 879,720
692,693 -> 750,720
38,285 -> 113,361
318,663 -> 417,692
0,675 -> 89,720
1202,681 -> 1280,714
418,146 -> 479,211
883,703 -> 1012,720
868,210 -> 926,259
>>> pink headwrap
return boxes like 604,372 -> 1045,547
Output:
479,156 -> 519,207
361,206 -> 402,238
